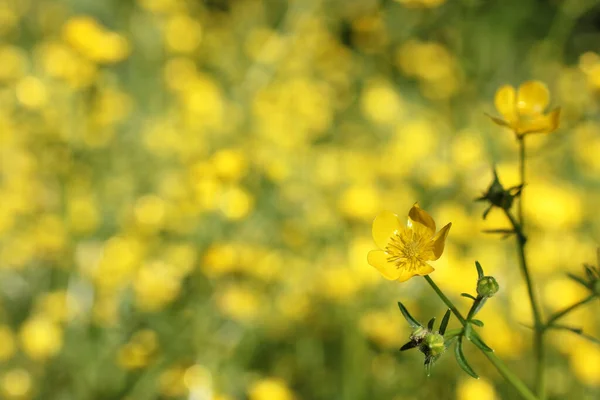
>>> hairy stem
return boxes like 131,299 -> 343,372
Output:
423,276 -> 538,400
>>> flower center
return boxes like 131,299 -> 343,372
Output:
385,228 -> 432,271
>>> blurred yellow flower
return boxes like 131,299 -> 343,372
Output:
117,329 -> 159,370
134,261 -> 181,312
62,16 -> 130,64
0,326 -> 16,361
215,284 -> 261,323
456,378 -> 498,400
367,205 -> 451,282
570,340 -> 600,386
159,366 -> 188,397
489,80 -> 560,136
20,316 -> 63,360
249,378 -> 295,400
359,310 -> 405,348
1,369 -> 32,400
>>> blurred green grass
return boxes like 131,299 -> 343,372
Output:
0,0 -> 599,399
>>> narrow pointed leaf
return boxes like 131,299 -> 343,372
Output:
397,302 -> 422,328
471,297 -> 488,316
579,333 -> 600,346
552,324 -> 582,334
548,325 -> 600,345
455,337 -> 479,379
461,293 -> 477,301
475,261 -> 484,279
464,322 -> 473,339
482,206 -> 492,220
444,328 -> 462,340
471,319 -> 484,327
482,229 -> 515,235
519,322 -> 534,330
584,265 -> 596,281
470,334 -> 494,352
439,309 -> 451,335
427,317 -> 436,331
566,273 -> 590,289
400,341 -> 418,351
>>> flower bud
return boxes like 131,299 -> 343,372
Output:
420,333 -> 445,358
477,276 -> 500,298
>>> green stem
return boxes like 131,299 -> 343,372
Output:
466,296 -> 486,321
511,135 -> 546,400
517,136 -> 525,229
545,294 -> 596,327
423,276 -> 538,400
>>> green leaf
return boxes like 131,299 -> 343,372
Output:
471,297 -> 488,316
397,302 -> 422,329
553,324 -> 583,334
470,334 -> 494,352
481,229 -> 515,236
584,265 -> 596,282
461,293 -> 477,301
471,319 -> 484,327
439,309 -> 451,335
475,261 -> 484,279
427,317 -> 436,331
464,322 -> 473,339
444,328 -> 462,340
566,273 -> 590,289
454,337 -> 479,379
400,341 -> 418,351
548,324 -> 600,346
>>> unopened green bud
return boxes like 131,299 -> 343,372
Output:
421,333 -> 445,357
477,276 -> 500,298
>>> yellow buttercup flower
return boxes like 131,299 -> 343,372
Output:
367,204 -> 451,282
489,80 -> 560,136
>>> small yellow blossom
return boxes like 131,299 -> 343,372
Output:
489,80 -> 560,136
249,378 -> 295,400
0,326 -> 16,361
367,204 -> 451,282
20,317 -> 63,360
1,369 -> 32,399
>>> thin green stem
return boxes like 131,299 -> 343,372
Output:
545,294 -> 596,327
511,135 -> 546,400
423,276 -> 538,400
517,136 -> 526,228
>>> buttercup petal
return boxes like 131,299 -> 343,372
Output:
372,210 -> 401,250
367,250 -> 401,280
396,264 -> 434,282
397,269 -> 416,282
494,85 -> 518,123
517,108 -> 561,135
431,223 -> 452,260
517,81 -> 550,116
547,107 -> 561,132
416,264 -> 435,277
408,203 -> 436,234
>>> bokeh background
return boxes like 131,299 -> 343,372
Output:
1,0 -> 600,399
